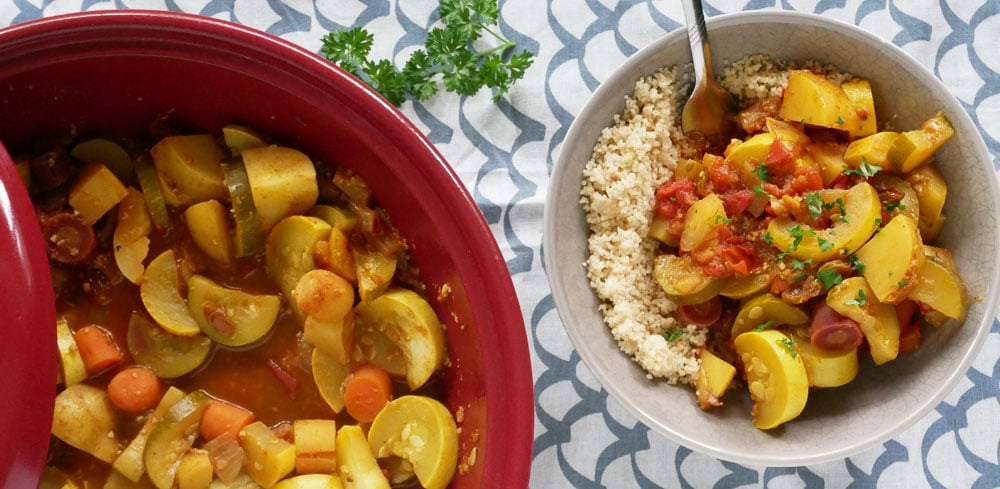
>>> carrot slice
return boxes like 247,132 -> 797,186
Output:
74,324 -> 124,374
343,364 -> 394,423
200,399 -> 255,441
107,365 -> 162,413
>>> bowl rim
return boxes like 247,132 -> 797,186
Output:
0,9 -> 534,487
544,9 -> 1000,466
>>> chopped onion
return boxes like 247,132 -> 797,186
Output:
203,432 -> 245,484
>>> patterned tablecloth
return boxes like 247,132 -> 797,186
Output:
4,1 -> 998,487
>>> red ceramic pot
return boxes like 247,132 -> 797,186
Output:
0,10 -> 533,488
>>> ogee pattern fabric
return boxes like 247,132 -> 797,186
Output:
2,1 -> 998,487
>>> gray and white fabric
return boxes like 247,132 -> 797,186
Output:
3,1 -> 998,487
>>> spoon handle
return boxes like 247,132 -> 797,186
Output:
682,0 -> 715,82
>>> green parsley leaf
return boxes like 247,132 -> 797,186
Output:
714,215 -> 732,225
762,232 -> 774,246
843,157 -> 882,178
752,163 -> 770,183
804,192 -> 824,220
897,280 -> 909,288
816,269 -> 844,289
320,0 -> 535,106
663,329 -> 684,342
884,200 -> 907,213
778,338 -> 799,357
845,289 -> 868,307
753,183 -> 768,196
790,258 -> 813,271
835,115 -> 846,125
849,254 -> 866,274
818,237 -> 835,252
753,320 -> 776,332
788,224 -> 805,250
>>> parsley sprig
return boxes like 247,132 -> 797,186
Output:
843,157 -> 882,178
321,0 -> 535,106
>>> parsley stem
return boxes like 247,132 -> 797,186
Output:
481,25 -> 510,45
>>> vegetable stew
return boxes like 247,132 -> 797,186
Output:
22,119 -> 459,489
653,70 -> 969,429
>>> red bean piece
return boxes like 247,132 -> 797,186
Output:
677,296 -> 723,327
40,212 -> 97,265
809,302 -> 864,351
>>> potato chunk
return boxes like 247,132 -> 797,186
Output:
242,145 -> 319,230
240,421 -> 296,488
695,349 -> 736,410
779,70 -> 859,133
184,199 -> 233,264
150,134 -> 228,207
51,384 -> 123,464
855,214 -> 924,304
680,193 -> 727,252
68,162 -> 128,225
908,245 -> 968,322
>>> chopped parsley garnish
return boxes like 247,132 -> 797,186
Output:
762,232 -> 774,246
663,329 -> 684,342
790,258 -> 812,282
845,289 -> 868,307
752,163 -> 770,182
788,224 -> 808,250
714,215 -> 732,225
754,320 -> 776,332
897,280 -> 909,288
753,183 -> 768,196
849,254 -> 866,274
835,115 -> 846,125
885,200 -> 907,213
804,192 -> 825,220
818,237 -> 835,252
778,338 -> 799,358
827,197 -> 848,221
843,157 -> 882,178
816,269 -> 844,289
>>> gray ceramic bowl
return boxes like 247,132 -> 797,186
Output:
544,10 -> 999,466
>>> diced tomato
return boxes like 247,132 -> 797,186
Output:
705,155 -> 736,192
654,178 -> 697,220
765,139 -> 797,175
788,163 -> 824,194
721,245 -> 758,275
677,297 -> 723,327
722,189 -> 755,216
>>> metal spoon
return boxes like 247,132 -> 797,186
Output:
680,0 -> 733,136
